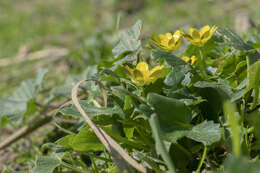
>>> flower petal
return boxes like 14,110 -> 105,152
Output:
189,28 -> 200,40
165,32 -> 173,39
124,65 -> 134,76
149,65 -> 164,81
210,25 -> 218,35
133,69 -> 143,80
173,30 -> 181,40
182,56 -> 190,63
200,25 -> 210,37
136,62 -> 149,74
191,56 -> 196,65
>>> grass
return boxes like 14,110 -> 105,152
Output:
1,0 -> 260,57
0,0 -> 260,95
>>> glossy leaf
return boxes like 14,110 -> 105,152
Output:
147,93 -> 192,128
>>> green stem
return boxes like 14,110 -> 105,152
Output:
86,152 -> 112,162
199,48 -> 207,72
53,122 -> 75,135
246,55 -> 250,72
252,88 -> 259,109
196,146 -> 207,173
61,161 -> 89,173
143,157 -> 163,173
89,155 -> 98,173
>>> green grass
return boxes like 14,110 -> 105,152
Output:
1,0 -> 260,57
0,0 -> 260,95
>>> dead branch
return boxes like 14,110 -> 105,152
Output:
0,99 -> 69,151
0,47 -> 68,68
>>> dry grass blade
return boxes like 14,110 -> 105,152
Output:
71,80 -> 147,173
0,47 -> 68,67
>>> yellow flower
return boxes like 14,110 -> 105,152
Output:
151,30 -> 183,51
183,25 -> 217,47
181,56 -> 197,65
124,62 -> 164,86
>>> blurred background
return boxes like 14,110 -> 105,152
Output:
0,0 -> 260,95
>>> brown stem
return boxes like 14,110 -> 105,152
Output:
0,99 -> 69,151
0,115 -> 52,150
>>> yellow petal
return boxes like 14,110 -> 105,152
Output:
191,56 -> 196,65
173,30 -> 181,40
159,33 -> 172,40
124,65 -> 134,76
136,62 -> 149,74
182,56 -> 190,63
160,39 -> 170,48
159,34 -> 165,40
201,26 -> 218,45
189,28 -> 200,40
149,65 -> 164,77
201,30 -> 210,40
175,38 -> 182,50
133,69 -> 143,80
210,25 -> 218,35
165,32 -> 173,39
199,25 -> 210,37
151,34 -> 160,43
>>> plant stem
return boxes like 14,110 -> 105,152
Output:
89,155 -> 98,173
199,48 -> 207,73
61,161 -> 89,173
196,146 -> 207,173
53,122 -> 75,135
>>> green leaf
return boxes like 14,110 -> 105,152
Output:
163,121 -> 221,146
164,66 -> 191,87
146,93 -> 220,145
35,68 -> 48,91
70,126 -> 105,151
112,20 -> 142,58
186,121 -> 222,146
147,93 -> 192,128
217,54 -> 237,75
149,114 -> 176,173
231,88 -> 247,102
217,28 -> 253,51
217,28 -> 260,64
194,79 -> 233,100
0,99 -> 27,121
194,79 -> 233,121
32,155 -> 61,173
146,94 -> 221,146
51,65 -> 98,98
223,101 -> 241,157
68,125 -> 121,152
0,68 -> 48,121
151,51 -> 189,68
222,157 -> 260,173
60,100 -> 125,119
56,135 -> 75,148
247,60 -> 260,108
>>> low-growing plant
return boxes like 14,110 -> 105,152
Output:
1,20 -> 260,173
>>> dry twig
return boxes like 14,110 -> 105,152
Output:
71,80 -> 148,173
0,47 -> 68,68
